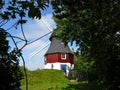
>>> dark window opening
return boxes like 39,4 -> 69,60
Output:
61,53 -> 66,60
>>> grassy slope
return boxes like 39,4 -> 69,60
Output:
21,69 -> 72,90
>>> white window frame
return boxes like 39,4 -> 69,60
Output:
61,53 -> 66,60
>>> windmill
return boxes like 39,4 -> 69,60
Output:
30,17 -> 74,76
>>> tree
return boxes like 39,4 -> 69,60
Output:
0,28 -> 23,90
0,0 -> 49,90
51,0 -> 120,89
0,0 -> 49,48
74,52 -> 95,75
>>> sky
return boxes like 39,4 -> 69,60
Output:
19,6 -> 56,70
19,13 -> 56,70
2,4 -> 78,70
2,5 -> 56,70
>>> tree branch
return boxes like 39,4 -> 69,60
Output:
7,32 -> 28,90
7,35 -> 27,42
0,19 -> 9,27
6,21 -> 18,31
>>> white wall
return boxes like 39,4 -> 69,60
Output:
44,62 -> 74,76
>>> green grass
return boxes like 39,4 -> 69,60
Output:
21,69 -> 73,90
21,69 -> 99,90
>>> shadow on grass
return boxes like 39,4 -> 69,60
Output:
62,82 -> 88,90
61,81 -> 103,90
45,81 -> 106,90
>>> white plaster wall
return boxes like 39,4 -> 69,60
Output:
44,62 -> 73,69
44,62 -> 74,76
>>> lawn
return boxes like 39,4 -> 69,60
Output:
20,69 -> 77,90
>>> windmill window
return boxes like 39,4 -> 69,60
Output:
61,53 -> 66,60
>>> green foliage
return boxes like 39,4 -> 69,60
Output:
0,1 -> 50,90
0,1 -> 50,89
0,28 -> 23,90
1,0 -> 48,19
0,0 -> 49,24
74,53 -> 95,72
52,0 -> 120,89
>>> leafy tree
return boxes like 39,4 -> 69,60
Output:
0,29 -> 23,90
51,0 -> 120,89
0,0 -> 48,21
0,0 -> 49,90
74,52 -> 97,82
74,52 -> 94,73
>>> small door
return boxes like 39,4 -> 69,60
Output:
61,64 -> 66,73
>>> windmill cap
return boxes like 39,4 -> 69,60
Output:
49,32 -> 58,41
45,38 -> 73,55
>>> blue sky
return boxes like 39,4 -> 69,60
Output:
2,5 -> 56,70
19,6 -> 56,70
2,4 -> 78,70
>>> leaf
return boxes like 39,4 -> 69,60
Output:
17,20 -> 27,24
28,7 -> 41,19
19,10 -> 26,17
7,6 -> 14,10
